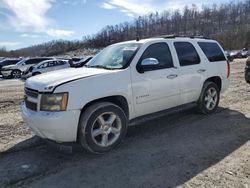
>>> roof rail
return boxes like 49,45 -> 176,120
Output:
152,34 -> 210,40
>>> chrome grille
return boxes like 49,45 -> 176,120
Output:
25,88 -> 39,111
25,88 -> 38,98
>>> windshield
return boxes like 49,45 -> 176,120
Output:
16,58 -> 27,65
86,43 -> 141,70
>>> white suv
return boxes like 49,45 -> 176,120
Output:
21,36 -> 230,153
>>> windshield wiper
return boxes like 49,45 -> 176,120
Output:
84,65 -> 115,70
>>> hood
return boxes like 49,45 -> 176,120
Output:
2,64 -> 16,70
25,67 -> 113,92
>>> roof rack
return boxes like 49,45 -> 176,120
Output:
152,34 -> 210,40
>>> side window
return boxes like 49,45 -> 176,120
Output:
174,42 -> 200,66
38,62 -> 48,69
198,42 -> 226,62
54,61 -> 59,66
139,42 -> 173,71
25,60 -> 34,65
58,61 -> 65,66
48,61 -> 55,67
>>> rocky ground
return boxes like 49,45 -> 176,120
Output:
0,59 -> 249,188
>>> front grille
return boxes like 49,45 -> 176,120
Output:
25,88 -> 39,111
25,88 -> 38,98
25,99 -> 37,111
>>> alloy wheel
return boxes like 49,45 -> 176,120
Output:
204,87 -> 218,111
91,112 -> 122,147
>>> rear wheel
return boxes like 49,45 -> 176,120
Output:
78,102 -> 128,154
197,82 -> 220,114
11,70 -> 21,78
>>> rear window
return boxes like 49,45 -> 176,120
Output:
198,42 -> 226,62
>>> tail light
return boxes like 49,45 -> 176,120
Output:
227,60 -> 230,78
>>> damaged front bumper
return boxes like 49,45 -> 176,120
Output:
21,102 -> 81,143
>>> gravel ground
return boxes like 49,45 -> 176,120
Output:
0,60 -> 249,188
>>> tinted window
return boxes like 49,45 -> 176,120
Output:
38,62 -> 48,69
57,61 -> 66,66
48,61 -> 55,67
26,58 -> 51,65
25,59 -> 38,65
174,42 -> 200,66
0,60 -> 19,68
198,42 -> 226,62
139,43 -> 173,70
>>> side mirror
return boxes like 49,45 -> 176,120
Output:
141,58 -> 159,66
138,58 -> 159,73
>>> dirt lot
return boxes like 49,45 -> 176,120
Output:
0,60 -> 249,188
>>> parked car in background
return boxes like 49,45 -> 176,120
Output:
23,59 -> 70,78
0,59 -> 21,75
71,56 -> 93,68
21,36 -> 230,153
245,56 -> 250,84
1,57 -> 52,78
225,51 -> 234,61
243,50 -> 250,58
241,48 -> 249,58
229,48 -> 249,59
68,57 -> 82,66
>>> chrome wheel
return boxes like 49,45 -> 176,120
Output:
204,87 -> 218,110
91,112 -> 122,147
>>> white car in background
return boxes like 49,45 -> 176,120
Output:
1,57 -> 52,78
24,59 -> 70,78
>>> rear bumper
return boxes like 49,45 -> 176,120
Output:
21,102 -> 81,142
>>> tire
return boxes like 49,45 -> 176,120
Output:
197,81 -> 220,114
11,70 -> 21,78
78,102 -> 128,154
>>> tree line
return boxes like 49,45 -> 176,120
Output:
84,0 -> 250,50
1,0 -> 250,57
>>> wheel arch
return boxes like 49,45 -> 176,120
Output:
205,76 -> 222,91
80,95 -> 129,119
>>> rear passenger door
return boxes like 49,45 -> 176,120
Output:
131,42 -> 180,117
47,61 -> 57,72
173,42 -> 206,104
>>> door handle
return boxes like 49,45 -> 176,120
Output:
167,74 -> 178,79
197,69 -> 206,73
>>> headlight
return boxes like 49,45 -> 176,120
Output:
40,93 -> 68,111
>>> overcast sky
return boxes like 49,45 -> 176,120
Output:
0,0 -> 233,50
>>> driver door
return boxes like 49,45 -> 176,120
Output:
131,42 -> 180,118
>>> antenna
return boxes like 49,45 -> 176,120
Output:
136,36 -> 140,41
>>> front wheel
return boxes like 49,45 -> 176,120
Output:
78,102 -> 128,154
11,70 -> 22,78
197,82 -> 220,114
